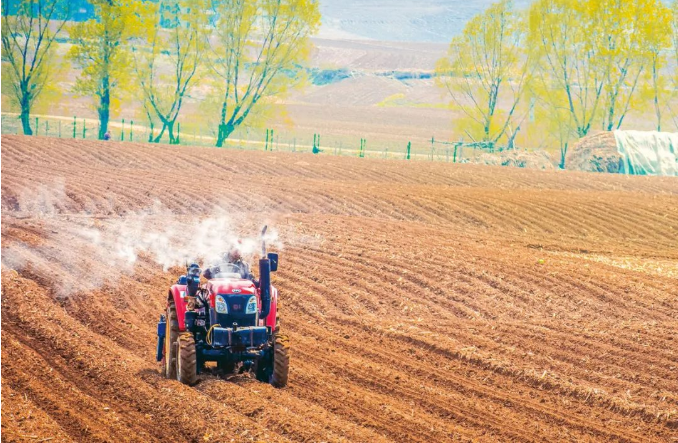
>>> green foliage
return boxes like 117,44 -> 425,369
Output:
309,68 -> 351,86
1,0 -> 68,135
529,0 -> 675,138
68,0 -> 151,138
435,0 -> 530,143
208,0 -> 321,146
132,0 -> 208,144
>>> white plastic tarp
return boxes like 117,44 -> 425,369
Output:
613,130 -> 678,176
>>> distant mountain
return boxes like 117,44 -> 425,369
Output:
318,0 -> 678,43
317,0 -> 533,42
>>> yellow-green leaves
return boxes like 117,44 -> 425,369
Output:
529,0 -> 675,138
435,0 -> 530,144
131,0 -> 209,144
1,0 -> 68,135
208,0 -> 321,146
67,0 -> 152,138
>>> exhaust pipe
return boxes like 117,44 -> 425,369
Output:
259,226 -> 271,320
259,258 -> 271,320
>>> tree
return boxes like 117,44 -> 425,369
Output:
530,86 -> 577,168
132,0 -> 208,144
641,0 -> 673,131
528,0 -> 609,138
68,0 -> 150,140
435,0 -> 530,144
597,0 -> 654,131
208,0 -> 320,147
1,0 -> 69,135
665,0 -> 678,129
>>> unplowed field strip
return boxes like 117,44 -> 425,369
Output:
2,135 -> 677,442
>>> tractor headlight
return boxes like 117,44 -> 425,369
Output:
215,295 -> 228,314
245,296 -> 257,314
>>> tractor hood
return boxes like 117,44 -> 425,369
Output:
207,278 -> 257,295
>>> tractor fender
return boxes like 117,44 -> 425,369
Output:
169,284 -> 189,332
265,286 -> 278,330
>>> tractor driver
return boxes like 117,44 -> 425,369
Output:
203,248 -> 256,282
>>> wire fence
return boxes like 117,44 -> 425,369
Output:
1,113 -> 507,163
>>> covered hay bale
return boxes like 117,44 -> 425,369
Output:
566,132 -> 624,173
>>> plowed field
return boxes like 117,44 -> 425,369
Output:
2,135 -> 677,442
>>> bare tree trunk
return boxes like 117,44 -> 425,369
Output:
559,141 -> 568,169
98,76 -> 110,140
168,121 -> 177,144
153,123 -> 167,143
652,60 -> 661,132
20,104 -> 33,135
605,100 -> 615,132
20,85 -> 33,135
216,122 -> 236,147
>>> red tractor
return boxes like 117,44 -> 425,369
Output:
156,227 -> 289,387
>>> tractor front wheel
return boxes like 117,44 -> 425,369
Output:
163,299 -> 179,379
176,333 -> 198,386
270,332 -> 290,388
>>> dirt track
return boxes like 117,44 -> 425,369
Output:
2,135 -> 677,442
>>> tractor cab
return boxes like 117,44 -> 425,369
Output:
210,262 -> 248,279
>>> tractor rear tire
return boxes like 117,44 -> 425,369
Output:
176,333 -> 197,386
164,299 -> 180,379
270,332 -> 290,388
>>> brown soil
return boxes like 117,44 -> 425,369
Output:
2,135 -> 677,442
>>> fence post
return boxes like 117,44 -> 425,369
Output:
453,144 -> 458,163
35,117 -> 39,136
130,120 -> 134,142
73,116 -> 76,138
176,122 -> 180,144
121,119 -> 125,141
45,120 -> 49,136
82,119 -> 86,138
265,129 -> 269,151
406,141 -> 411,160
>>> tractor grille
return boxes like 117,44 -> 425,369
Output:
216,293 -> 256,327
